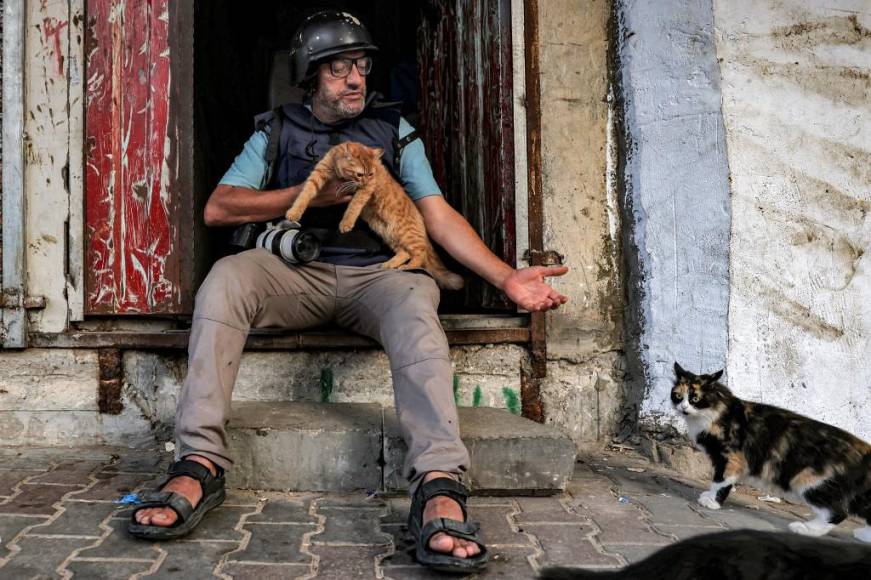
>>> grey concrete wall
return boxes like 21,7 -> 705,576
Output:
536,0 -> 626,448
0,345 -> 530,446
612,0 -> 731,431
716,0 -> 871,440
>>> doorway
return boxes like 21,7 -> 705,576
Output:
191,0 -> 517,312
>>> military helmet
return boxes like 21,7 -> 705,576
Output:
289,10 -> 379,86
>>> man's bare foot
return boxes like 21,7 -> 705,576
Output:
422,471 -> 483,559
133,455 -> 216,527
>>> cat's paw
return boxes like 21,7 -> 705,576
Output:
697,492 -> 721,510
285,208 -> 303,222
853,527 -> 871,543
338,220 -> 354,233
789,521 -> 833,537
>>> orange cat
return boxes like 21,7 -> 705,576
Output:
285,142 -> 464,290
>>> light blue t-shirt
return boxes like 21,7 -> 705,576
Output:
219,117 -> 442,201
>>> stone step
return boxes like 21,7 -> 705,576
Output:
226,401 -> 576,494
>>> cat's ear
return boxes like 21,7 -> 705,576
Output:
674,362 -> 690,379
706,369 -> 724,383
370,147 -> 384,159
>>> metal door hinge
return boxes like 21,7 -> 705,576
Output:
522,249 -> 565,266
1,290 -> 47,310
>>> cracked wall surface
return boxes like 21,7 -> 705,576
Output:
716,0 -> 871,440
537,0 -> 625,449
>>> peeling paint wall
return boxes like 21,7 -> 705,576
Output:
23,0 -> 85,332
716,0 -> 871,440
84,0 -> 184,315
537,0 -> 625,448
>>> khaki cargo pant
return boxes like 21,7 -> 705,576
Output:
175,249 -> 470,491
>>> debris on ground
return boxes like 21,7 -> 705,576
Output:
114,493 -> 143,505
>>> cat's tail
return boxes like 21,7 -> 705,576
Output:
424,248 -> 464,290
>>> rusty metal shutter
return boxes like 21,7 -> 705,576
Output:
419,0 -> 516,310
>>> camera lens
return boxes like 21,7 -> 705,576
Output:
255,225 -> 320,264
293,232 -> 320,263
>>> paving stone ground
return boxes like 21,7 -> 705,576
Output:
0,446 -> 866,579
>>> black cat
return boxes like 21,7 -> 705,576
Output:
539,529 -> 871,579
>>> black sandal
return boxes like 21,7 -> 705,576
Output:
407,476 -> 488,573
127,459 -> 226,540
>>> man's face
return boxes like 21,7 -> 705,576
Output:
312,50 -> 368,120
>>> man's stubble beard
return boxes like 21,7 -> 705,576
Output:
319,86 -> 367,120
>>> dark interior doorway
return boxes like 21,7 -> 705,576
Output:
193,0 -> 419,260
193,0 -> 516,313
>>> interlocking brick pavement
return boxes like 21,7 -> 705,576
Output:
145,541 -> 239,579
0,470 -> 40,497
28,501 -> 119,536
229,522 -> 313,565
0,515 -> 42,560
0,536 -> 94,578
0,445 -> 867,579
0,483 -> 74,516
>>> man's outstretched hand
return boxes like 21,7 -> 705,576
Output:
501,266 -> 569,312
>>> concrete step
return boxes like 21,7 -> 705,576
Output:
226,402 -> 576,494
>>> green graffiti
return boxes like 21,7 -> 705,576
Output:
320,368 -> 334,403
502,387 -> 520,415
453,374 -> 461,405
473,385 -> 483,407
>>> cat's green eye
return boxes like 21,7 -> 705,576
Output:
691,395 -> 700,403
673,393 -> 683,400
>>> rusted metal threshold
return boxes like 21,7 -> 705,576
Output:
30,323 -> 530,350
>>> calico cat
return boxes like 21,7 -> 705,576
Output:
538,529 -> 871,579
672,362 -> 871,543
284,141 -> 464,290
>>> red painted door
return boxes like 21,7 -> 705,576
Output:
419,0 -> 516,310
84,0 -> 194,314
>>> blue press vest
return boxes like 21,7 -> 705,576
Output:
254,96 -> 402,266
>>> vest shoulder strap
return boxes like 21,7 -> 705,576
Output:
263,107 -> 284,165
393,128 -> 420,168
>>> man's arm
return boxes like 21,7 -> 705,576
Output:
415,195 -> 568,312
203,184 -> 301,227
205,127 -> 353,227
204,182 -> 354,227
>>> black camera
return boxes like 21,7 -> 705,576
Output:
255,220 -> 321,264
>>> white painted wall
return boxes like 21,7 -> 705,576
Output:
716,0 -> 871,440
23,0 -> 85,333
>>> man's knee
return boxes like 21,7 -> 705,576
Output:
380,274 -> 448,362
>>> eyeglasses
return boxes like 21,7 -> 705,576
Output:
328,56 -> 373,78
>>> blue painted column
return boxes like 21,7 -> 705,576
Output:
613,0 -> 731,429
